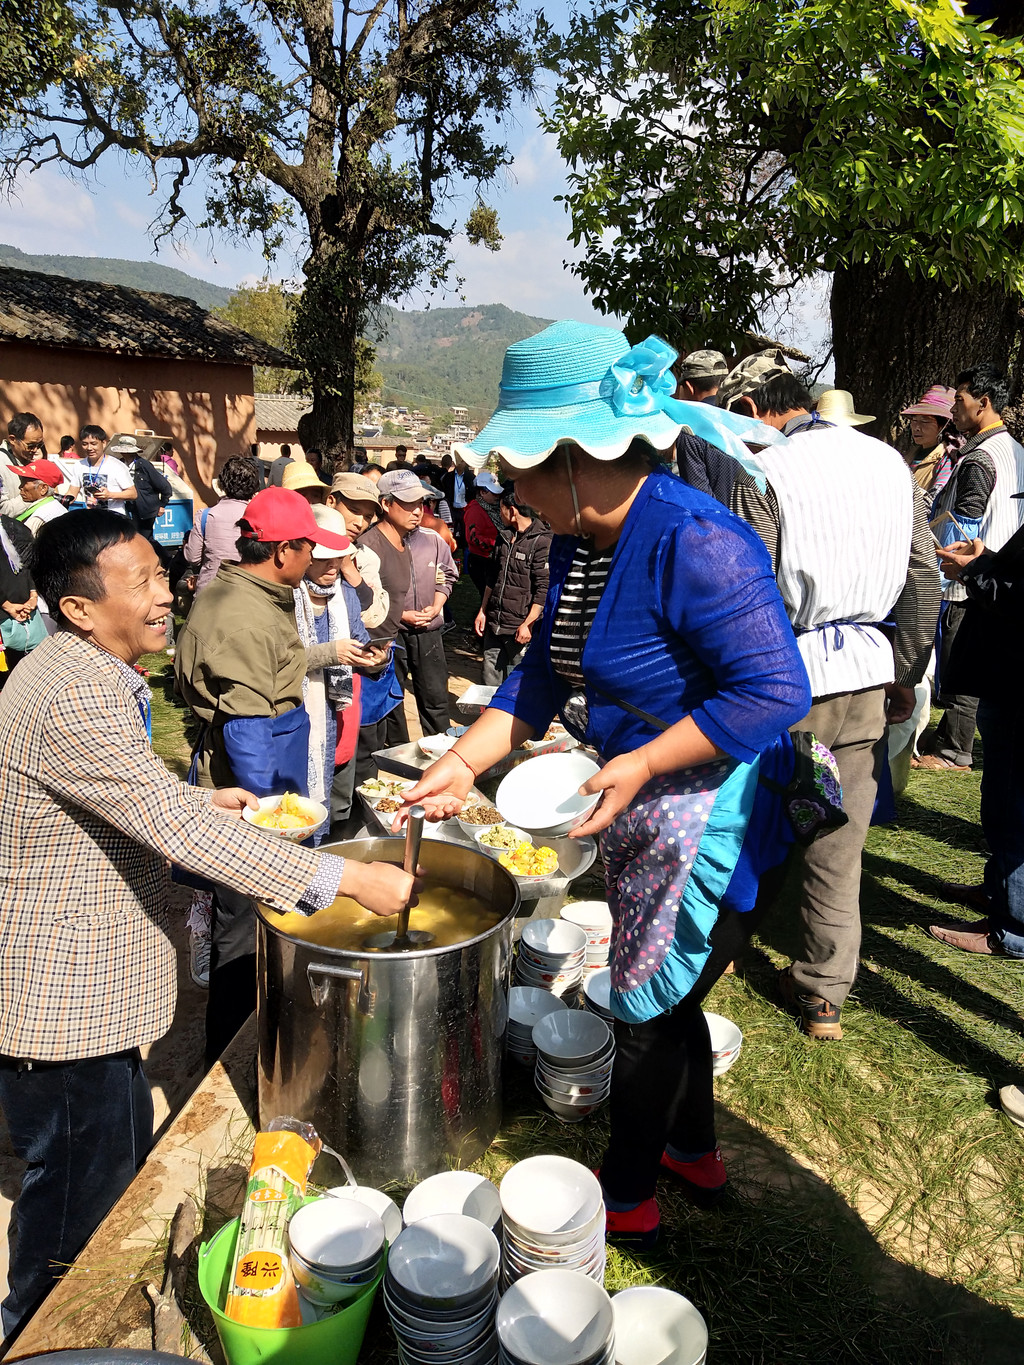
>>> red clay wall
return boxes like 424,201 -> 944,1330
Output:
0,343 -> 256,506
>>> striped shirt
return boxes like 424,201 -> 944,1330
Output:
549,543 -> 614,686
755,426 -> 918,698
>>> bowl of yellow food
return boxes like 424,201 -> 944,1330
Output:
498,842 -> 560,883
242,792 -> 329,842
475,825 -> 532,858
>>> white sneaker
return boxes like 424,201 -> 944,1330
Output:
999,1084 -> 1024,1128
189,931 -> 211,989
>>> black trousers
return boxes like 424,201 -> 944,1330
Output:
466,554 -> 491,602
206,886 -> 258,1068
599,863 -> 786,1204
396,628 -> 451,737
0,1048 -> 153,1339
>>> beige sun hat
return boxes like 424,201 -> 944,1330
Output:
815,389 -> 874,427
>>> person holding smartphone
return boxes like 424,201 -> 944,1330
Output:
295,504 -> 391,838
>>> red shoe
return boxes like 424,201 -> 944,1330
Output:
603,1196 -> 661,1249
593,1169 -> 661,1248
659,1146 -> 727,1208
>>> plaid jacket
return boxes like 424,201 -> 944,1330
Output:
0,632 -> 328,1061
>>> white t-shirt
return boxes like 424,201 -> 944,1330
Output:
79,454 -> 135,516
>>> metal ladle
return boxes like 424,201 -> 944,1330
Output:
363,805 -> 434,951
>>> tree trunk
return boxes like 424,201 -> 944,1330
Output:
292,240 -> 362,471
830,262 -> 1024,442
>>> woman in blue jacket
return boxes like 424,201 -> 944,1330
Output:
402,321 -> 811,1244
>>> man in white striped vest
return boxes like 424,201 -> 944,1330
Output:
738,374 -> 941,1040
916,364 -> 1024,774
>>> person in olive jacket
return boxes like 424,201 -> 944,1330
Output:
473,488 -> 551,686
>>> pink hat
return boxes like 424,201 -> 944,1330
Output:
902,385 -> 954,420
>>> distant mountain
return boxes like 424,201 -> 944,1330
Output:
371,303 -> 553,419
0,244 -> 232,310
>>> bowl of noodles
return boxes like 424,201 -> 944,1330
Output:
242,792 -> 329,842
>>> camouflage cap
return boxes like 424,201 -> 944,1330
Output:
678,348 -> 729,380
716,348 -> 792,408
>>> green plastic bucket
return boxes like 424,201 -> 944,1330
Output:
198,1217 -> 384,1365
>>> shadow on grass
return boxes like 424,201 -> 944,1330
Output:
892,794 -> 988,857
863,848 -> 985,909
482,1067 -> 1022,1365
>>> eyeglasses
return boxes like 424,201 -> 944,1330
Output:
22,441 -> 44,453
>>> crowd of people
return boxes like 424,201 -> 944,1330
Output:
1,323 -> 1023,1339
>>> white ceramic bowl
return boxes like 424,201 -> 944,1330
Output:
388,1214 -> 500,1305
703,1011 -> 743,1075
509,987 -> 570,1029
611,1286 -> 708,1365
242,793 -> 329,842
583,969 -> 612,1016
497,1269 -> 614,1365
560,902 -> 613,938
326,1185 -> 403,1244
522,918 -> 588,960
288,1197 -> 386,1272
419,733 -> 459,760
455,803 -> 505,839
496,752 -> 602,837
499,1156 -> 603,1239
403,1171 -> 502,1230
475,826 -> 533,860
532,1011 -> 611,1066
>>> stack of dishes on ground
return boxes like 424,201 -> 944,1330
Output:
506,986 -> 570,1067
560,902 -> 613,977
611,1286 -> 708,1365
514,919 -> 587,999
497,1269 -> 614,1365
498,1156 -> 606,1288
287,1197 -> 388,1312
384,1213 -> 501,1365
704,1010 -> 743,1076
532,1010 -> 614,1123
580,967 -> 613,1023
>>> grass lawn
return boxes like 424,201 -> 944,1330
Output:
143,647 -> 1024,1363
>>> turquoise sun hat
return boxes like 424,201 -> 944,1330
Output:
455,320 -> 788,471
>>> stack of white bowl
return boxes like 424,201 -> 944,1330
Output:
532,1011 -> 614,1123
498,1155 -> 607,1288
497,1269 -> 615,1365
611,1286 -> 708,1365
287,1198 -> 387,1309
506,986 -> 570,1067
514,919 -> 587,998
402,1170 -> 503,1235
560,902 -> 613,977
704,1010 -> 743,1076
581,967 -> 613,1023
384,1213 -> 501,1365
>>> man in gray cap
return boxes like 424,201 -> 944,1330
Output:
677,349 -> 729,405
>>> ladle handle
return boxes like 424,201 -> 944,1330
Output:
395,805 -> 425,939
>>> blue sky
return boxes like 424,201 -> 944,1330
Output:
0,50 -> 829,363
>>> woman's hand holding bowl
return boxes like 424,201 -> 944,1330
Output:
571,748 -> 654,838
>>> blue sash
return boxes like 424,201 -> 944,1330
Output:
358,652 -> 404,726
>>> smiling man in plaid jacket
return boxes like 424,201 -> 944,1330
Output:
0,509 -> 417,1341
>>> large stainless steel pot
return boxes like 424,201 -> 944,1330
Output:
256,836 -> 520,1185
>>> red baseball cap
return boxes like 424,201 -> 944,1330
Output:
8,458 -> 64,488
239,487 -> 350,551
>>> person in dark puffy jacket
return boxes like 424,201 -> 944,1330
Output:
473,488 -> 551,686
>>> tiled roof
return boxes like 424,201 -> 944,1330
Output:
0,264 -> 292,366
254,393 -> 312,432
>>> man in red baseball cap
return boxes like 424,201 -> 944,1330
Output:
8,459 -> 66,536
175,487 -> 359,1059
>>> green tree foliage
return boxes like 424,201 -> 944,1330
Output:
542,1 -> 1024,365
214,281 -> 298,393
0,1 -> 84,120
2,0 -> 535,459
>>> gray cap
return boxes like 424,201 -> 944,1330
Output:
678,349 -> 728,381
716,348 -> 792,408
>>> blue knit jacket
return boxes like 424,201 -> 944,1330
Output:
490,468 -> 811,760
